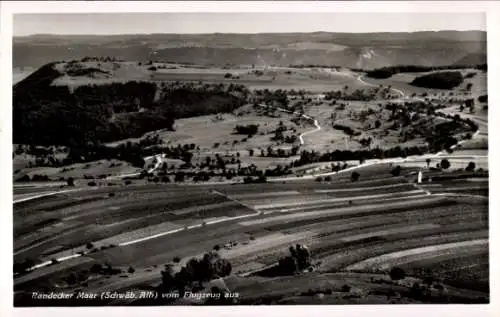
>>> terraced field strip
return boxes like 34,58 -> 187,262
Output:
13,188 -> 86,204
345,239 -> 488,271
400,250 -> 488,274
312,182 -> 413,193
375,243 -> 488,271
239,195 -> 449,226
229,190 -> 301,200
318,229 -> 488,272
339,223 -> 441,242
253,189 -> 425,211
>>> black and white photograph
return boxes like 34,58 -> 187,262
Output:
3,1 -> 499,313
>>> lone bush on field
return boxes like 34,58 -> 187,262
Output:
440,159 -> 451,170
128,266 -> 135,274
66,177 -> 75,186
86,242 -> 94,250
390,165 -> 402,177
465,161 -> 476,172
341,284 -> 351,292
315,176 -> 323,182
351,171 -> 360,182
88,181 -> 97,187
389,267 -> 406,281
173,256 -> 181,263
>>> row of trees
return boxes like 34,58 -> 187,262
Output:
365,64 -> 486,79
293,145 -> 429,167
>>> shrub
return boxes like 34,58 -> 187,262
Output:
90,263 -> 103,273
124,180 -> 132,185
315,176 -> 323,182
324,175 -> 332,182
213,244 -> 221,251
390,165 -> 402,177
389,267 -> 406,281
17,174 -> 30,182
66,177 -> 75,186
173,256 -> 181,263
88,181 -> 97,187
478,95 -> 488,103
440,159 -> 451,170
351,171 -> 360,182
465,161 -> 476,172
128,266 -> 135,274
108,192 -> 115,197
86,242 -> 94,249
341,284 -> 351,292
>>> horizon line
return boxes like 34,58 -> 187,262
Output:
14,29 -> 487,37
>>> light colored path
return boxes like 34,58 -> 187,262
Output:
257,103 -> 321,145
13,188 -> 84,204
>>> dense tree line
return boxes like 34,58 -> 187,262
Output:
410,71 -> 464,90
234,124 -> 259,136
365,64 -> 487,79
293,145 -> 429,167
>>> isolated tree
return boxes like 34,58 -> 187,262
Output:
351,171 -> 360,182
161,264 -> 176,292
426,158 -> 431,168
465,161 -> 476,172
66,177 -> 75,187
341,284 -> 351,292
440,158 -> 451,170
389,267 -> 406,281
390,165 -> 402,177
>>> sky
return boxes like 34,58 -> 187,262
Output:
13,12 -> 486,36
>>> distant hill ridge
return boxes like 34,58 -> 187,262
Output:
14,31 -> 486,69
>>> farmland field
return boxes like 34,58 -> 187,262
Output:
13,167 -> 489,305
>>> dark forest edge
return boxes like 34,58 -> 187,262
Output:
364,63 -> 487,79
